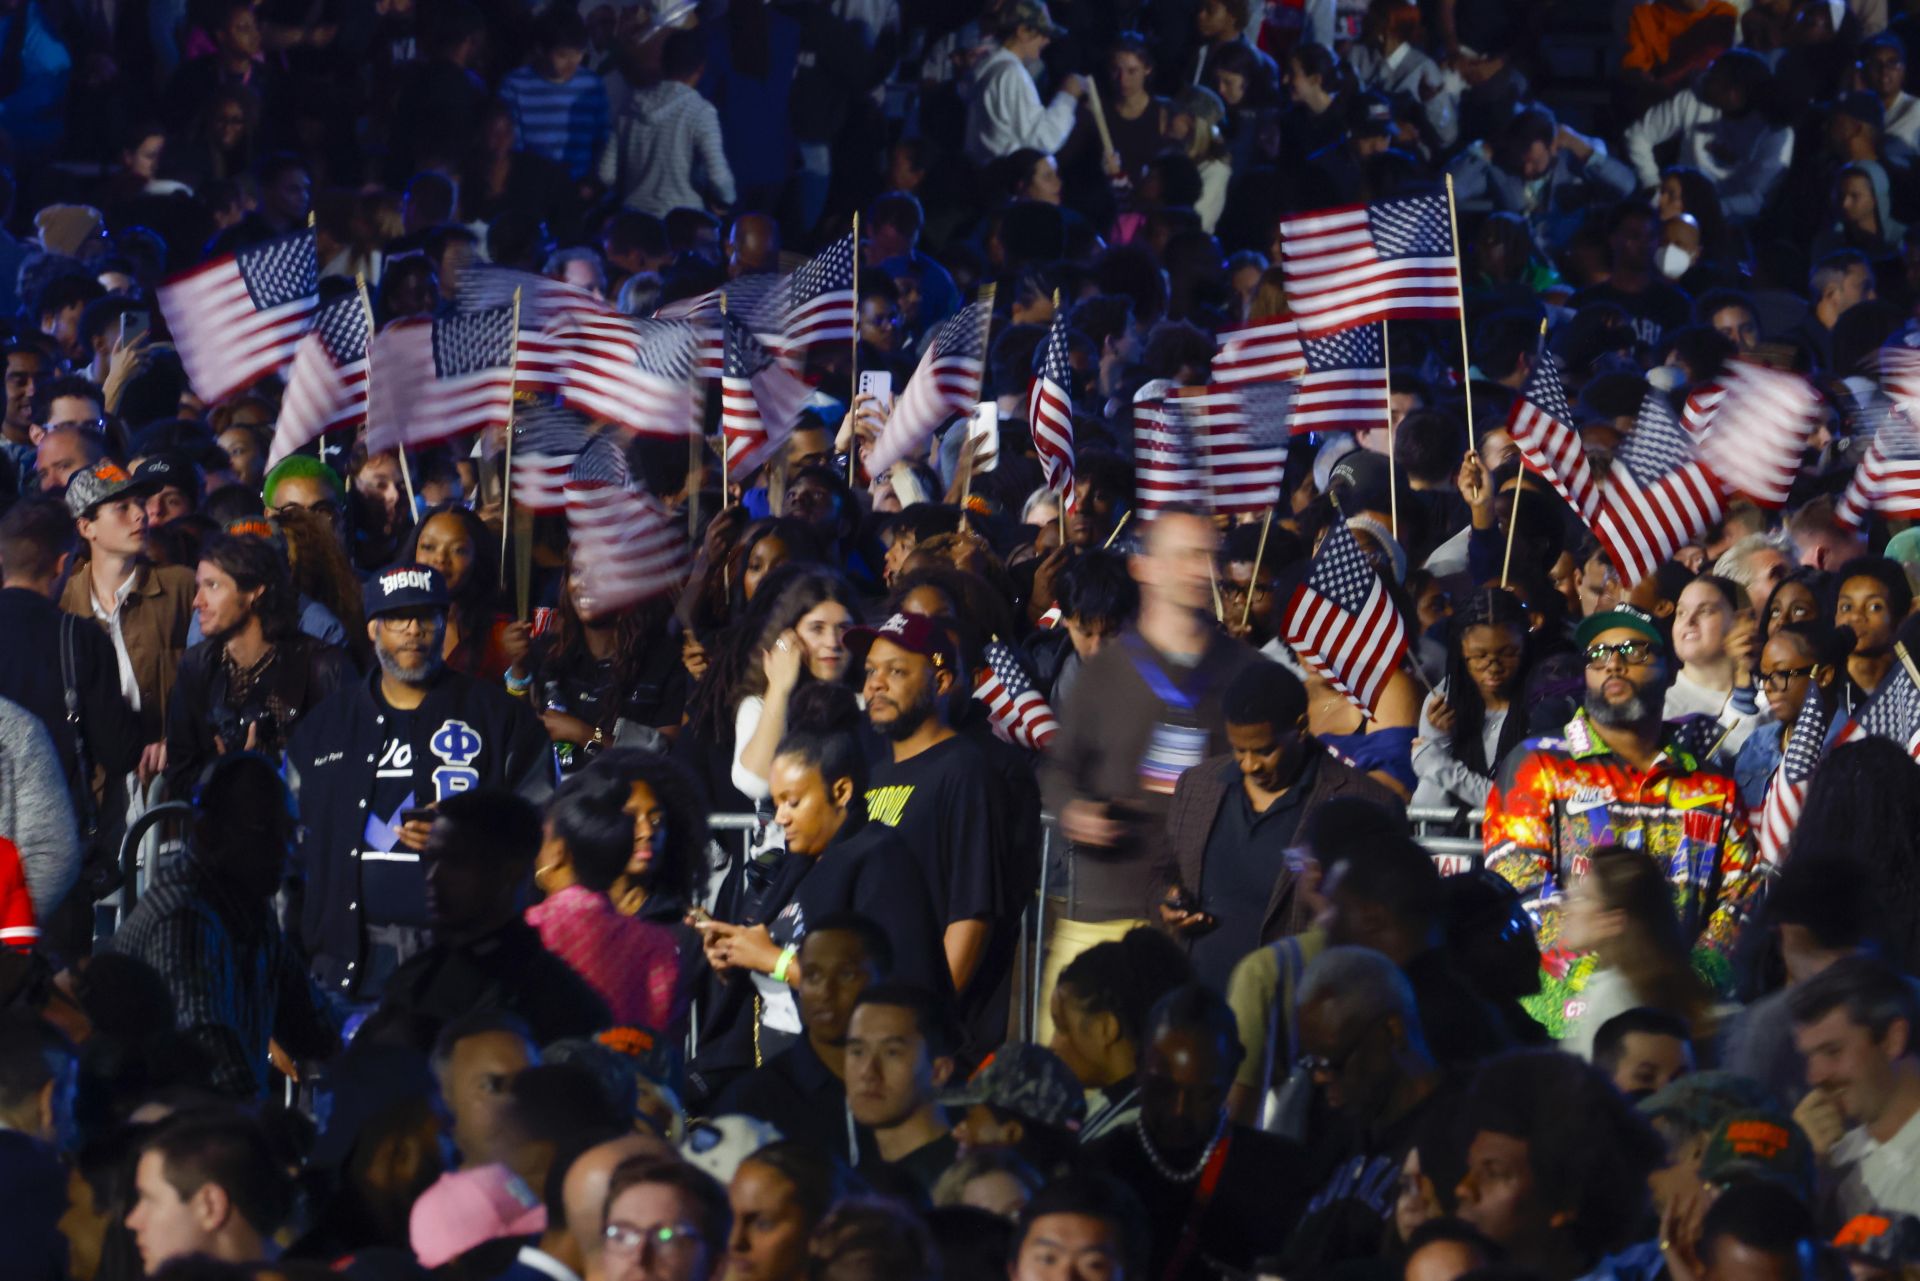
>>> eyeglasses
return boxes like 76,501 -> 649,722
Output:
1759,664 -> 1821,692
604,1222 -> 704,1256
1298,1026 -> 1375,1079
1462,648 -> 1522,668
1584,640 -> 1658,669
376,614 -> 440,632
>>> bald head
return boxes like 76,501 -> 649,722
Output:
564,1132 -> 676,1271
729,213 -> 779,278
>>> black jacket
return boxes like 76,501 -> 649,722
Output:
0,586 -> 140,811
285,669 -> 551,992
164,633 -> 355,795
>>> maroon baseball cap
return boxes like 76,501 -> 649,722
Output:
845,611 -> 959,673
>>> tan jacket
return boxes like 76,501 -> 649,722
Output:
60,562 -> 195,743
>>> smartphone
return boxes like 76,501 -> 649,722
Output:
399,807 -> 437,827
967,401 -> 1000,473
118,310 -> 150,347
857,369 -> 893,416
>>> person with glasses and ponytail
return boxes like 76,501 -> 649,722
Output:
1414,589 -> 1536,810
1734,620 -> 1850,819
1482,604 -> 1761,1029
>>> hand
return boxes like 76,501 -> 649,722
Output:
836,393 -> 887,453
1658,1178 -> 1711,1281
1726,611 -> 1759,684
102,332 -> 152,415
682,630 -> 710,681
1158,899 -> 1216,936
212,720 -> 262,756
1794,1088 -> 1848,1158
762,629 -> 805,694
541,711 -> 596,745
1061,798 -> 1124,848
1030,545 -> 1069,617
136,741 -> 166,787
1425,691 -> 1457,736
396,816 -> 434,852
696,920 -> 782,976
701,504 -> 746,568
1555,124 -> 1594,160
1457,450 -> 1492,515
501,621 -> 533,673
1061,73 -> 1087,99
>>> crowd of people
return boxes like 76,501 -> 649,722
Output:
19,0 -> 1920,1278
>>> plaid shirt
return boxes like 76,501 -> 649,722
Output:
110,853 -> 339,1097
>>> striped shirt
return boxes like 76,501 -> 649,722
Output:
110,853 -> 339,1097
499,65 -> 611,180
598,79 -> 736,217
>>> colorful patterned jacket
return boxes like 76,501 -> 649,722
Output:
1483,710 -> 1762,1031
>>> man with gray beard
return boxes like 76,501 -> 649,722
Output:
285,564 -> 551,1001
1480,603 -> 1761,1032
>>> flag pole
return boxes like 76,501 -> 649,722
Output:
1446,173 -> 1474,445
1242,507 -> 1273,630
501,286 -> 521,591
1382,322 -> 1398,540
849,214 -> 861,487
357,275 -> 412,516
1102,510 -> 1131,549
959,285 -> 995,535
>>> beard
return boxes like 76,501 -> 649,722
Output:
873,680 -> 937,742
1586,684 -> 1658,727
376,640 -> 445,687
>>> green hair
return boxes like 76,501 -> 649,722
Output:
262,455 -> 344,508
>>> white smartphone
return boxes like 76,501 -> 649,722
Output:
858,369 -> 893,416
967,401 -> 1000,473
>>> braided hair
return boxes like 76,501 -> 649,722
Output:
1055,927 -> 1194,1055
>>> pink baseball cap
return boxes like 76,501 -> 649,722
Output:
409,1163 -> 548,1268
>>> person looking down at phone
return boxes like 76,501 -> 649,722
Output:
1155,661 -> 1403,993
284,564 -> 551,1001
1664,574 -> 1765,755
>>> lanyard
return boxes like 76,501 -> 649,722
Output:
1161,1131 -> 1234,1281
1122,633 -> 1217,717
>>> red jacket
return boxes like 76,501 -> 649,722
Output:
0,837 -> 36,950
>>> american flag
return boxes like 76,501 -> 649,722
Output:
1028,311 -> 1076,514
1134,379 -> 1206,515
776,233 -> 857,349
867,297 -> 991,474
659,273 -> 790,378
1592,390 -> 1723,588
1882,344 -> 1920,412
564,437 -> 689,612
1681,381 -> 1725,435
721,313 -> 810,476
1757,687 -> 1831,865
1837,648 -> 1920,760
1213,315 -> 1306,384
1283,517 -> 1410,712
1173,384 -> 1292,514
157,227 -> 318,403
1277,195 -> 1461,339
1695,362 -> 1818,509
552,316 -> 699,437
366,307 -> 518,453
509,404 -> 595,513
1286,323 -> 1389,436
974,639 -> 1058,751
457,264 -> 618,327
269,291 -> 370,467
1838,402 -> 1920,528
1505,354 -> 1600,523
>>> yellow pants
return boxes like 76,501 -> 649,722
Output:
1032,904 -> 1152,1047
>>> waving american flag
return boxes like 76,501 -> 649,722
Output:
1134,379 -> 1206,516
565,436 -> 689,612
1284,518 -> 1409,713
867,297 -> 991,474
1757,687 -> 1832,865
975,639 -> 1058,751
158,227 -> 318,403
721,313 -> 810,476
1213,315 -> 1306,384
552,315 -> 700,437
1506,354 -> 1600,523
1839,401 -> 1920,529
1287,322 -> 1389,437
1278,195 -> 1461,339
366,307 -> 519,453
1695,362 -> 1819,510
1172,384 -> 1292,515
269,289 -> 370,467
1028,311 -> 1076,514
777,234 -> 858,349
1592,390 -> 1723,588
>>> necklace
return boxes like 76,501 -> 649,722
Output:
1135,1111 -> 1226,1184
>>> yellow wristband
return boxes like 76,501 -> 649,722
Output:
772,945 -> 798,983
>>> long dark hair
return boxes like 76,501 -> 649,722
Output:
543,563 -> 673,729
399,503 -> 502,647
1444,589 -> 1534,778
732,567 -> 862,707
682,561 -> 813,745
582,746 -> 711,908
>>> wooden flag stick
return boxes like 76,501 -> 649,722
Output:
1445,173 -> 1474,444
1209,556 -> 1224,622
1103,510 -> 1131,549
1242,507 -> 1274,630
848,212 -> 861,486
1382,322 -> 1398,540
500,286 -> 521,590
719,291 -> 729,504
1085,79 -> 1117,170
1500,471 -> 1522,589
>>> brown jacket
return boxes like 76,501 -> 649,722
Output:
1156,745 -> 1405,945
60,562 -> 196,744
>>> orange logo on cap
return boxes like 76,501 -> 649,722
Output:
1724,1119 -> 1791,1159
94,462 -> 129,483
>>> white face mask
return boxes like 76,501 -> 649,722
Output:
1658,243 -> 1695,280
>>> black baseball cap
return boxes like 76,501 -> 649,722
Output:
363,564 -> 450,620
